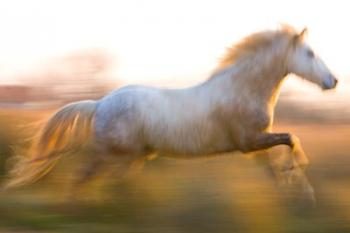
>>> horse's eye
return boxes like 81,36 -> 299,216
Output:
307,49 -> 315,58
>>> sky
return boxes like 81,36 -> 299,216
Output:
0,0 -> 349,88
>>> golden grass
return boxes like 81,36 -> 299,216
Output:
0,109 -> 350,232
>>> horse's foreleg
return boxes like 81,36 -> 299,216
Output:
289,134 -> 309,169
251,143 -> 315,203
245,133 -> 308,168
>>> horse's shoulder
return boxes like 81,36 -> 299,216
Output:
240,105 -> 272,131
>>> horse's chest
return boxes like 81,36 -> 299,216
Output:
248,111 -> 271,131
236,104 -> 272,131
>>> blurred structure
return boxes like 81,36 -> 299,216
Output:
0,49 -> 117,108
0,85 -> 32,104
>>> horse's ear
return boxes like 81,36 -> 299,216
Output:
299,27 -> 308,39
294,27 -> 308,44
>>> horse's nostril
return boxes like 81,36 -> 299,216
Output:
322,76 -> 338,90
334,78 -> 338,87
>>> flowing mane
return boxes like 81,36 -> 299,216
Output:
213,25 -> 298,74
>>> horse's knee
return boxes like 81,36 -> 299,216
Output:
294,148 -> 309,169
288,134 -> 309,168
289,134 -> 301,149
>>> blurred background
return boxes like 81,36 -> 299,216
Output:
0,0 -> 349,232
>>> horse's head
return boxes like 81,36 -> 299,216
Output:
286,28 -> 338,90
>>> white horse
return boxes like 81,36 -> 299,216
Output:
5,25 -> 337,200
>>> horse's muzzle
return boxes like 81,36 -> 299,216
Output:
322,75 -> 338,90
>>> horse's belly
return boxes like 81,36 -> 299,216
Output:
152,131 -> 236,158
156,144 -> 237,159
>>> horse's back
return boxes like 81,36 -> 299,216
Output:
93,85 -> 165,152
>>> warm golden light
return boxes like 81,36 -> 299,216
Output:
0,0 -> 348,85
0,2 -> 349,233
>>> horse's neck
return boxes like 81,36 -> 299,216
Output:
239,59 -> 285,104
205,50 -> 287,109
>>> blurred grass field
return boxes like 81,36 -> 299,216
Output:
0,108 -> 350,233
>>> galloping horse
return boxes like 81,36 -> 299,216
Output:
5,25 -> 338,200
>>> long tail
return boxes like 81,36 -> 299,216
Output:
4,100 -> 97,189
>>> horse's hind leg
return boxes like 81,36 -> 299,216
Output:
106,155 -> 146,185
73,157 -> 103,186
69,147 -> 147,199
67,155 -> 105,199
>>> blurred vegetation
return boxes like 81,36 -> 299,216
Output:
1,43 -> 349,233
0,108 -> 350,233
